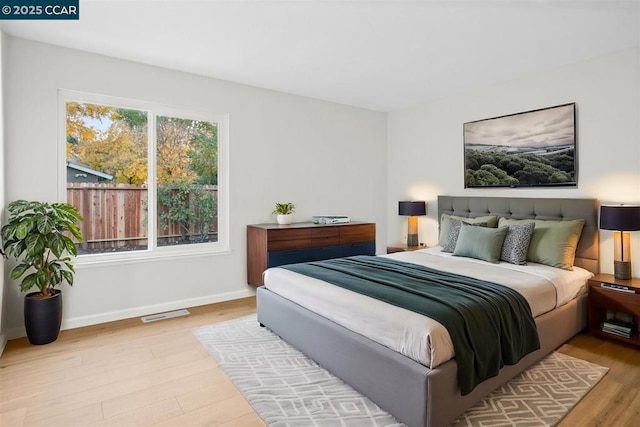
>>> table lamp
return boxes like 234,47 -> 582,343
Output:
600,205 -> 640,280
399,201 -> 427,247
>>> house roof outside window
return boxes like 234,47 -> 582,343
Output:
67,162 -> 113,182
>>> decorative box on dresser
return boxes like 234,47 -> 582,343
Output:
588,273 -> 640,347
246,222 -> 376,286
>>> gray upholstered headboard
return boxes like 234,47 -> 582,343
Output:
437,196 -> 599,274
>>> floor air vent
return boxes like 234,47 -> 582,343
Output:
141,309 -> 190,323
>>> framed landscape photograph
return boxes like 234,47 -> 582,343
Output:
464,103 -> 577,188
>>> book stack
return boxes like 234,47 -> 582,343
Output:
600,320 -> 635,339
312,215 -> 351,224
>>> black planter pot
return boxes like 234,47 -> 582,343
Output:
24,289 -> 63,345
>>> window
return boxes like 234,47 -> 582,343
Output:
60,91 -> 228,260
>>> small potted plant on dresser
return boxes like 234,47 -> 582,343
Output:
1,200 -> 83,345
273,202 -> 295,225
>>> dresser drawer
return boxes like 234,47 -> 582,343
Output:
267,228 -> 312,251
268,238 -> 311,251
267,228 -> 311,241
268,248 -> 317,267
312,245 -> 341,261
312,228 -> 340,238
268,245 -> 346,267
340,224 -> 376,244
339,241 -> 375,257
311,227 -> 340,246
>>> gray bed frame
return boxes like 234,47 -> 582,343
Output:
257,196 -> 599,427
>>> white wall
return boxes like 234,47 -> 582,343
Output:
387,47 -> 640,276
4,36 -> 387,338
0,31 -> 7,353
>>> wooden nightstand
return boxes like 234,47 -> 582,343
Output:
588,274 -> 640,347
386,244 -> 427,254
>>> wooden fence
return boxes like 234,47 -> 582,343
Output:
67,182 -> 218,251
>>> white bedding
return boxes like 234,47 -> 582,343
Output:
262,247 -> 593,368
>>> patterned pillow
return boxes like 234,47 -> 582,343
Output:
500,222 -> 535,265
442,218 -> 487,253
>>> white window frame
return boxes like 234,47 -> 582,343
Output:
58,90 -> 230,265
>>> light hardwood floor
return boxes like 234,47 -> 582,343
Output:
0,296 -> 638,426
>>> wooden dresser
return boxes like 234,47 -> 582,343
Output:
246,222 -> 376,286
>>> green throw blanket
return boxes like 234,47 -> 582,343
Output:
281,255 -> 540,395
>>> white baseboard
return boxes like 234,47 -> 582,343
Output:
0,332 -> 7,357
6,289 -> 256,340
7,327 -> 24,342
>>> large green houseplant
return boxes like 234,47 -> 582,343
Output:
1,200 -> 83,345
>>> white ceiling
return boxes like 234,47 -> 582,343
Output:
1,0 -> 638,112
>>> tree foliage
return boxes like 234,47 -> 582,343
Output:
117,108 -> 147,131
156,116 -> 218,185
188,126 -> 218,185
157,180 -> 217,243
66,102 -> 112,160
464,149 -> 575,187
78,120 -> 148,184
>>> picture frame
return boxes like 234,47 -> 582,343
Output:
464,103 -> 577,188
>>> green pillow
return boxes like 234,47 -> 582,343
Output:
442,218 -> 488,253
453,223 -> 508,263
498,218 -> 585,270
438,214 -> 499,246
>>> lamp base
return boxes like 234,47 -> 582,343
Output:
614,261 -> 632,280
407,233 -> 419,247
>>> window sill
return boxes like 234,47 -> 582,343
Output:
74,245 -> 231,268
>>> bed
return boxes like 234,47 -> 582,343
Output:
256,196 -> 599,427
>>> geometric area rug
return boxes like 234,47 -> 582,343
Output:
450,350 -> 608,426
194,315 -> 608,427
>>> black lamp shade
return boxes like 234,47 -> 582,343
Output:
399,201 -> 426,216
600,205 -> 640,231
